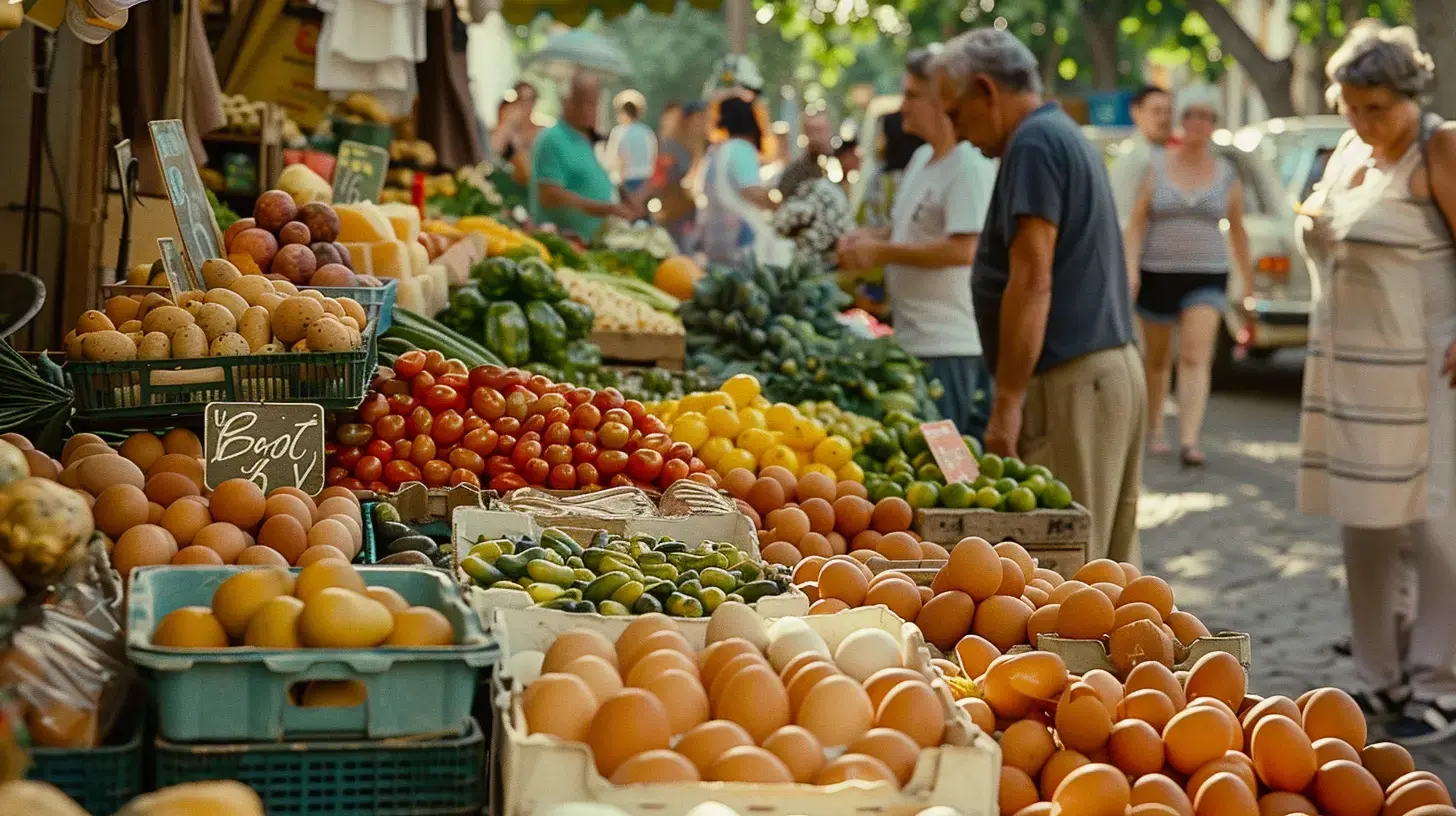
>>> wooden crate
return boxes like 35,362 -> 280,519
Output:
911,504 -> 1092,579
591,330 -> 686,370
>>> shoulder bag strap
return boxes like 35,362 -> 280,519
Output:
1421,111 -> 1456,246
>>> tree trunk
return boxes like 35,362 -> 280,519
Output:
1185,0 -> 1298,117
1339,0 -> 1363,28
1042,39 -> 1064,94
1083,12 -> 1122,91
1412,0 -> 1456,117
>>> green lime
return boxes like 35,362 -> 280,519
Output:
994,477 -> 1018,495
975,486 -> 1002,509
1002,456 -> 1028,481
905,481 -> 941,509
890,470 -> 915,488
963,434 -> 983,459
978,453 -> 1005,480
940,481 -> 976,509
854,452 -> 880,472
902,425 -> 929,457
916,463 -> 946,484
1041,480 -> 1073,510
1005,486 -> 1038,513
869,480 -> 906,502
972,475 -> 993,491
1027,464 -> 1054,481
1021,474 -> 1049,497
911,450 -> 934,470
864,429 -> 900,460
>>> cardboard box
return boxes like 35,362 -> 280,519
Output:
912,504 -> 1091,579
1028,631 -> 1253,677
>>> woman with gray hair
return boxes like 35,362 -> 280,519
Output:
1298,21 -> 1456,746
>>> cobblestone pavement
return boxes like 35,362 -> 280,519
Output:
1140,358 -> 1456,779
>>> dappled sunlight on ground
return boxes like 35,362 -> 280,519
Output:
1137,490 -> 1231,529
1225,439 -> 1303,463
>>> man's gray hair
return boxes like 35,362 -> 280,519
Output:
1325,22 -> 1434,106
932,28 -> 1043,97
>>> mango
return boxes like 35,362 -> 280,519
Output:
299,588 -> 393,648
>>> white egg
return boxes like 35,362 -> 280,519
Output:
766,619 -> 830,673
706,601 -> 768,651
834,628 -> 903,683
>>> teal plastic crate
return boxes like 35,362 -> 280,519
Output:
126,565 -> 498,742
154,718 -> 485,815
27,715 -> 143,815
359,501 -> 378,562
304,278 -> 396,335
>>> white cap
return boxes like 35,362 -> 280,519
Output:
705,55 -> 764,95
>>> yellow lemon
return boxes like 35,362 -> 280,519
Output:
670,412 -> 710,450
750,396 -> 771,410
737,407 -> 767,433
656,399 -> 680,419
813,435 -> 854,469
836,461 -> 866,483
678,392 -> 710,413
705,405 -> 742,439
759,445 -> 800,474
700,392 -> 734,411
765,403 -> 800,432
737,427 -> 777,458
698,436 -> 734,467
716,447 -> 757,474
794,417 -> 828,450
801,462 -> 838,480
720,374 -> 762,408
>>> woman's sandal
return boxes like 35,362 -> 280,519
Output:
1148,435 -> 1173,456
1180,446 -> 1206,467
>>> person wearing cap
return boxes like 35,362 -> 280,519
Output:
607,90 -> 658,195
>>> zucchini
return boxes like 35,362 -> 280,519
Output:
387,308 -> 504,367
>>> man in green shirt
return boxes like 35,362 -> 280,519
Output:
528,73 -> 637,239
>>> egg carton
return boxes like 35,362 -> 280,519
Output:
489,605 -> 1001,816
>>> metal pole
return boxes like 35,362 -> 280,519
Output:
727,0 -> 748,56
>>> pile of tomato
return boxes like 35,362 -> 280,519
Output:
325,350 -> 718,494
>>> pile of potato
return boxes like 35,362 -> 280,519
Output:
66,260 -> 367,362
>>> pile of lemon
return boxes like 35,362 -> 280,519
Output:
646,375 -> 864,483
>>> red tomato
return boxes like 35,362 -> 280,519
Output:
518,430 -> 541,446
448,448 -> 486,474
640,433 -> 673,456
484,456 -> 516,478
470,365 -> 506,391
407,406 -> 434,437
668,441 -> 695,462
608,473 -> 635,488
394,350 -> 426,378
548,463 -> 577,490
489,472 -> 527,491
543,422 -> 571,447
423,350 -> 449,377
496,434 -> 517,458
450,468 -> 482,487
523,457 -> 551,485
463,428 -> 500,458
423,384 -> 459,412
688,471 -> 719,488
380,378 -> 410,397
432,410 -> 466,445
688,456 -> 707,474
569,428 -> 597,446
471,387 -> 506,421
384,459 -> 422,486
386,393 -> 417,416
355,455 -> 384,482
336,423 -> 373,447
421,459 -> 453,487
572,442 -> 599,464
392,439 -> 412,461
438,373 -> 469,392
659,457 -> 690,486
532,393 -> 568,416
596,449 -> 629,476
512,439 -> 542,468
577,462 -> 600,486
463,415 -> 486,433
366,481 -> 389,494
598,422 -> 630,450
493,416 -> 522,436
335,446 -> 363,470
357,393 -> 390,424
602,408 -> 633,428
526,375 -> 554,395
339,477 -> 367,491
326,466 -> 349,486
627,430 -> 644,448
409,434 -> 436,467
544,407 -> 571,427
504,389 -> 530,421
570,403 -> 602,430
623,400 -> 647,422
374,415 -> 407,443
566,387 -> 594,407
637,415 -> 668,436
626,449 -> 665,482
544,444 -> 573,467
410,370 -> 437,401
591,388 -> 625,412
521,414 -> 546,435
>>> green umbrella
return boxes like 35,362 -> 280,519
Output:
523,28 -> 634,78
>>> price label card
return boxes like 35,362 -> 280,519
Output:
114,138 -> 134,202
921,419 -> 980,484
331,140 -> 390,205
204,402 -> 326,494
149,119 -> 224,279
156,238 -> 191,299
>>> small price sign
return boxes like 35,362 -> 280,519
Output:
149,119 -> 224,279
156,238 -> 194,300
921,420 -> 980,484
331,140 -> 389,205
204,402 -> 326,494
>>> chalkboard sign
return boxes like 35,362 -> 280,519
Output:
149,119 -> 225,278
332,140 -> 389,205
156,238 -> 193,299
204,402 -> 326,494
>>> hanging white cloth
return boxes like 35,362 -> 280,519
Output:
315,0 -> 427,116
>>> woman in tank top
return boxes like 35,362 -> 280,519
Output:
1123,101 -> 1255,467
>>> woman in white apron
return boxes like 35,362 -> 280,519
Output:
696,96 -> 793,267
1299,23 -> 1456,745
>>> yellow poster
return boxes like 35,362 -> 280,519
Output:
225,0 -> 331,129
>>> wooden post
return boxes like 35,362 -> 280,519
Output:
726,0 -> 748,56
58,40 -> 114,349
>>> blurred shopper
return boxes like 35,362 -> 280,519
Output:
1110,85 -> 1173,226
529,73 -> 636,240
490,81 -> 542,183
1123,100 -> 1255,466
838,49 -> 997,439
777,112 -> 834,199
857,112 -> 926,230
933,28 -> 1145,564
1299,22 -> 1456,745
607,90 -> 658,194
648,101 -> 707,244
698,96 -> 784,264
658,102 -> 683,144
834,137 -> 862,197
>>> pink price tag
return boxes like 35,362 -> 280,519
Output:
921,420 -> 979,484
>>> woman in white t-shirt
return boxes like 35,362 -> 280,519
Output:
837,49 -> 997,438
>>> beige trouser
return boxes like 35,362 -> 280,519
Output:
1020,344 -> 1147,566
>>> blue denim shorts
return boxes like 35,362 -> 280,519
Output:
1136,271 -> 1228,324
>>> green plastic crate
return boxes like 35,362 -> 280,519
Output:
304,279 -> 396,335
65,321 -> 378,420
126,565 -> 498,742
154,718 -> 485,815
27,715 -> 143,816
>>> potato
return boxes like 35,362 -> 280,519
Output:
117,320 -> 142,333
311,242 -> 343,268
254,190 -> 298,231
201,258 -> 243,290
229,275 -> 275,307
311,264 -> 356,287
140,305 -> 194,336
271,296 -> 324,344
271,280 -> 299,297
81,330 -> 137,361
123,331 -> 144,347
137,331 -> 171,359
291,339 -> 310,352
307,317 -> 353,352
204,288 -> 250,322
337,297 -> 367,327
63,331 -> 83,359
231,228 -> 279,272
258,341 -> 285,354
339,316 -> 360,332
104,296 -> 140,326
238,306 -> 271,351
320,297 -> 344,318
223,217 -> 257,251
210,332 -> 251,357
126,264 -> 152,285
136,292 -> 173,322
75,310 -> 114,334
171,325 -> 207,359
298,289 -> 326,303
298,202 -> 341,243
279,222 -> 311,246
148,270 -> 170,287
194,302 -> 238,343
176,290 -> 206,309
346,326 -> 362,349
255,292 -> 284,315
